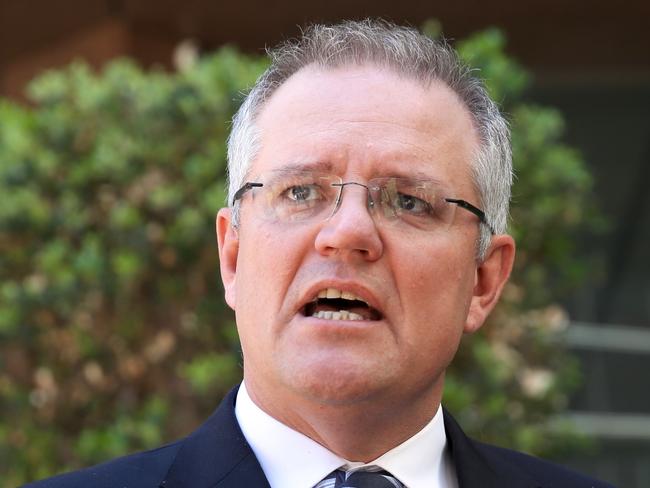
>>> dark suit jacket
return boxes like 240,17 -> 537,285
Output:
24,386 -> 614,488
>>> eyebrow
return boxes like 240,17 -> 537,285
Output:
380,168 -> 442,181
371,167 -> 452,191
267,162 -> 451,190
272,161 -> 336,174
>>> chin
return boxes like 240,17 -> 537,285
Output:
282,357 -> 397,406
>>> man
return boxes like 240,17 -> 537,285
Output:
26,20 -> 613,488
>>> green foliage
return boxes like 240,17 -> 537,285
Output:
0,48 -> 266,485
0,27 -> 600,484
442,28 -> 601,455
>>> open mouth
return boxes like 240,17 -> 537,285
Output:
302,288 -> 383,321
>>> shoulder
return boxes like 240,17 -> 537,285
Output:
442,409 -> 615,488
473,441 -> 616,488
21,441 -> 182,488
22,387 -> 249,488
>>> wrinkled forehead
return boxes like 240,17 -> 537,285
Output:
251,64 -> 480,186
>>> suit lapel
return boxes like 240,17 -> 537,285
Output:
443,409 -> 541,488
160,388 -> 543,488
160,386 -> 271,488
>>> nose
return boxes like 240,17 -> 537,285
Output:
314,183 -> 383,261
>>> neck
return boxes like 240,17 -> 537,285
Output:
243,377 -> 443,462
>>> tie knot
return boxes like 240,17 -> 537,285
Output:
339,469 -> 403,488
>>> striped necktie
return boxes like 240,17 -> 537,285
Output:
315,468 -> 404,488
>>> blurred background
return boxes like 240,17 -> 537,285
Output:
0,1 -> 648,486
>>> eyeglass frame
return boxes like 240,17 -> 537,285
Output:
232,176 -> 495,235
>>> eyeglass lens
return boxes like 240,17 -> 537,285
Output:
249,170 -> 459,230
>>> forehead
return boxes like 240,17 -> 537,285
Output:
253,64 -> 479,188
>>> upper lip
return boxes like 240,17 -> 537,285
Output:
298,280 -> 385,318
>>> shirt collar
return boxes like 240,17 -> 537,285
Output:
235,382 -> 457,488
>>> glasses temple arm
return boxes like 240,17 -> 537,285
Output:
445,198 -> 495,235
233,182 -> 263,203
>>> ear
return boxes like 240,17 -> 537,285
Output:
464,234 -> 516,334
216,207 -> 239,310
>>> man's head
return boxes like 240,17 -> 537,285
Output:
217,20 -> 515,422
227,19 -> 512,259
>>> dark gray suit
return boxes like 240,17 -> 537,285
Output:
23,385 -> 614,488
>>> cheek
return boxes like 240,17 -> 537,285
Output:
394,239 -> 475,337
397,238 -> 470,293
235,222 -> 312,316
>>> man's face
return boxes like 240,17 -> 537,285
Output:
218,65 -> 509,411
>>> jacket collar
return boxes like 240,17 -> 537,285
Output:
160,386 -> 542,488
443,409 -> 542,488
160,386 -> 270,488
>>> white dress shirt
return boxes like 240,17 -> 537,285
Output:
235,382 -> 458,488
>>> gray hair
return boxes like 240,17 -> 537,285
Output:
226,19 -> 512,259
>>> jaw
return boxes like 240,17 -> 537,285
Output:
267,311 -> 405,406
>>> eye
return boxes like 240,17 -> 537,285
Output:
394,192 -> 433,215
281,184 -> 322,203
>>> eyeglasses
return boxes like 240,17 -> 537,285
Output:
233,170 -> 494,234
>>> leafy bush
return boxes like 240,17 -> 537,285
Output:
0,27 -> 599,484
441,25 -> 600,455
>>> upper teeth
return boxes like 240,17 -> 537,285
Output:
317,288 -> 366,303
